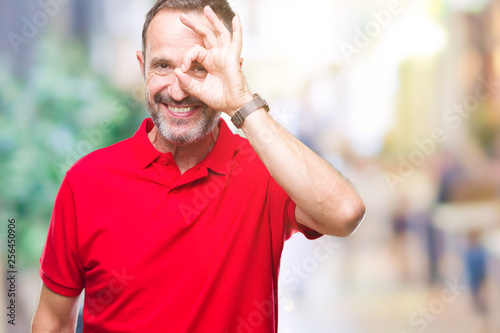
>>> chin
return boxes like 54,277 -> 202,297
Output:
148,102 -> 220,146
156,117 -> 219,147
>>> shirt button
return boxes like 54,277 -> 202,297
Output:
161,160 -> 168,166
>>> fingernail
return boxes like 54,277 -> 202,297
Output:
181,64 -> 186,72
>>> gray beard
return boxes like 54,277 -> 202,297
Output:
146,95 -> 221,146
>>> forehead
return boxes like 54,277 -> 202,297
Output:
146,9 -> 208,58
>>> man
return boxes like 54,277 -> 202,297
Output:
32,0 -> 366,332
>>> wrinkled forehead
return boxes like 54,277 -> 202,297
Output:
145,9 -> 209,58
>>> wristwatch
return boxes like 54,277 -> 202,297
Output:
231,93 -> 270,128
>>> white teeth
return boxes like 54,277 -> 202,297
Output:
169,106 -> 193,113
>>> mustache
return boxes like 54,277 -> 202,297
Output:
153,93 -> 206,107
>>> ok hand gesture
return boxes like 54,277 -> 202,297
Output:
174,6 -> 254,115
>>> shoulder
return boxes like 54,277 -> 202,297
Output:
212,119 -> 265,174
66,137 -> 134,181
230,133 -> 267,173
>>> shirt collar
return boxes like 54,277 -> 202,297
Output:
132,118 -> 235,175
203,118 -> 234,175
132,118 -> 162,169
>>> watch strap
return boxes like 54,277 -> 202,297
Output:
231,93 -> 269,128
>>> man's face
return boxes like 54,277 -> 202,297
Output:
137,10 -> 220,146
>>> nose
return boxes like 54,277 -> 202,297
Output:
167,74 -> 190,102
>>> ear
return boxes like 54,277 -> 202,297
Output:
137,51 -> 146,79
239,57 -> 244,68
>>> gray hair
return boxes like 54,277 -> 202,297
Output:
141,0 -> 236,58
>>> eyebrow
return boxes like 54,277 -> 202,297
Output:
149,56 -> 175,66
147,55 -> 205,71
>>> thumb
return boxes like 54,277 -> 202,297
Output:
174,68 -> 200,96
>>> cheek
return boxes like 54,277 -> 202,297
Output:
145,73 -> 171,99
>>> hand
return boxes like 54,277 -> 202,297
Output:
174,6 -> 254,115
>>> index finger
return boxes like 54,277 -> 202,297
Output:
203,6 -> 231,42
179,13 -> 217,48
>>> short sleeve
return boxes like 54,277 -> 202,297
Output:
267,176 -> 322,241
40,176 -> 84,297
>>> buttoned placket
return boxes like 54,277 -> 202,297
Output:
153,153 -> 215,193
152,153 -> 179,190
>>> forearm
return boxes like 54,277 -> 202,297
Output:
174,6 -> 365,235
32,307 -> 78,333
240,107 -> 366,236
31,283 -> 79,333
32,315 -> 77,333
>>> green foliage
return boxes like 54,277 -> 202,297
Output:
1,36 -> 146,267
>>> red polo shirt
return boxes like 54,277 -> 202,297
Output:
40,118 -> 321,333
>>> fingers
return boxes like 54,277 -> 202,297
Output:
174,68 -> 199,96
180,44 -> 209,73
176,44 -> 208,97
179,13 -> 217,48
180,6 -> 233,48
203,6 -> 231,42
231,15 -> 243,56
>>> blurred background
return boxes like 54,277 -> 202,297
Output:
1,0 -> 500,332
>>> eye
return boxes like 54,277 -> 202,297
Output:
195,66 -> 207,72
189,65 -> 208,78
153,63 -> 173,75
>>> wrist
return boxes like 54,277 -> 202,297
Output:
227,92 -> 254,117
240,107 -> 269,131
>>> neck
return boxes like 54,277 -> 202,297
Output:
148,125 -> 220,174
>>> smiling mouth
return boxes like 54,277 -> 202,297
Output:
168,106 -> 193,113
163,104 -> 198,117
